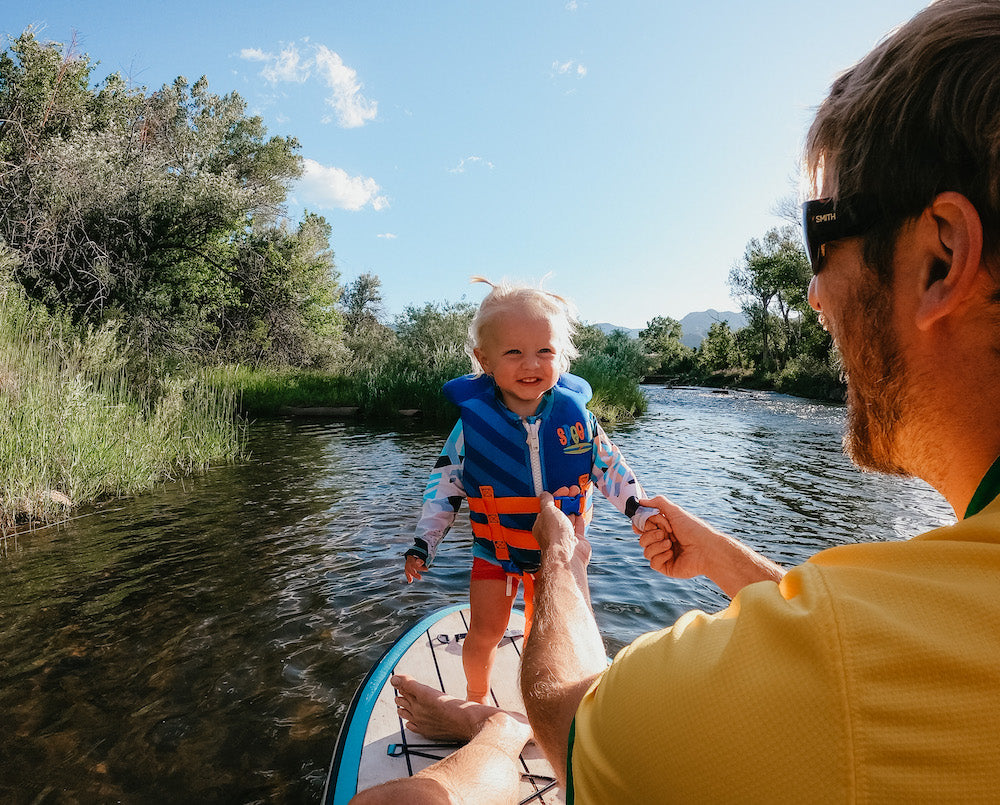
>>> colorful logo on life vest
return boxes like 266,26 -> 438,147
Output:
557,420 -> 592,454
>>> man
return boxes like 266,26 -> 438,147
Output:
523,0 -> 1000,800
356,0 -> 1000,801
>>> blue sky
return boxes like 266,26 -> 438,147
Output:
6,1 -> 930,329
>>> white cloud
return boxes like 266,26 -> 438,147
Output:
553,59 -> 587,78
241,44 -> 310,84
565,1 -> 579,10
313,44 -> 378,129
449,155 -> 495,174
239,41 -> 376,128
297,158 -> 388,211
377,233 -> 397,239
240,47 -> 268,61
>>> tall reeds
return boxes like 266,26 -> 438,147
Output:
0,277 -> 244,534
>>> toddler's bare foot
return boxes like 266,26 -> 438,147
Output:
391,674 -> 531,746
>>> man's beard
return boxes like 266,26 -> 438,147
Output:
840,278 -> 911,476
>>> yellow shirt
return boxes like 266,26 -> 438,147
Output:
570,498 -> 1000,803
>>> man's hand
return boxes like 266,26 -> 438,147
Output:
536,488 -> 591,567
638,514 -> 687,577
637,505 -> 710,581
638,495 -> 785,597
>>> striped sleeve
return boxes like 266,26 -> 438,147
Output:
408,420 -> 466,566
590,417 -> 656,530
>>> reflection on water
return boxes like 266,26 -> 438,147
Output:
0,388 -> 954,802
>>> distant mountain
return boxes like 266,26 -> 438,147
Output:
591,310 -> 746,350
593,322 -> 641,339
678,309 -> 746,349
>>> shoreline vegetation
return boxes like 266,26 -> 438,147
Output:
0,280 -> 246,535
0,30 -> 845,537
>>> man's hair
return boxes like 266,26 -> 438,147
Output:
465,276 -> 580,375
805,0 -> 1000,279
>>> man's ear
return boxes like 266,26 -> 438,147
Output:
915,191 -> 984,330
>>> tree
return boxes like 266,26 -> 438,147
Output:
572,323 -> 608,357
340,272 -> 394,370
729,225 -> 811,372
220,212 -> 343,367
699,321 -> 737,373
640,315 -> 694,375
392,301 -> 476,374
341,273 -> 385,335
0,30 -> 332,366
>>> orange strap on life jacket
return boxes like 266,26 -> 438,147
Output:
470,478 -> 593,561
522,571 -> 535,637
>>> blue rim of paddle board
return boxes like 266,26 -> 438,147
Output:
323,601 -> 471,805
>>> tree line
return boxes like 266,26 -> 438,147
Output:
638,225 -> 844,399
1,30 -> 339,369
2,29 -> 842,415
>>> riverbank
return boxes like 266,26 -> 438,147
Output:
644,362 -> 847,403
209,362 -> 649,426
2,357 -> 647,534
0,284 -> 246,535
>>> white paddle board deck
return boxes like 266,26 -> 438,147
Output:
324,602 -> 563,804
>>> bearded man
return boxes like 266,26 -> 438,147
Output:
522,1 -> 1000,801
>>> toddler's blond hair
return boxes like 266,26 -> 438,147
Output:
466,276 -> 580,376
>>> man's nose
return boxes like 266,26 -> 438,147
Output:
808,274 -> 821,312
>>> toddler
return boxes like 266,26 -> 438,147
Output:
404,278 -> 664,703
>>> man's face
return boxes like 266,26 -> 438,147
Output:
808,238 -> 911,475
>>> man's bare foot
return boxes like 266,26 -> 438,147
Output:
391,674 -> 531,745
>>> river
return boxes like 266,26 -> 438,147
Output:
0,386 -> 954,803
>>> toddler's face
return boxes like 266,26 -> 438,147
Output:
474,312 -> 561,417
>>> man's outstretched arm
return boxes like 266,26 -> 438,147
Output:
638,495 -> 785,598
520,493 -> 607,785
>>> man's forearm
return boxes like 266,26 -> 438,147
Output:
706,530 -> 785,599
520,539 -> 606,784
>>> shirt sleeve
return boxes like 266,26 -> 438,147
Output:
407,420 -> 466,566
590,417 -> 657,530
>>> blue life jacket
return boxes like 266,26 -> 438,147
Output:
443,372 -> 596,573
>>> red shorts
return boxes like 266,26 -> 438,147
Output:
470,555 -> 518,582
470,557 -> 535,635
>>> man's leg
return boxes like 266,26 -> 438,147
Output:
349,674 -> 532,805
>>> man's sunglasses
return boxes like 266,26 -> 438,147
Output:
802,195 -> 882,273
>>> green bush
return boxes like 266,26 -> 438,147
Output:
774,355 -> 845,400
572,352 -> 648,422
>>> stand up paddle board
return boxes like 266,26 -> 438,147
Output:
324,602 -> 562,804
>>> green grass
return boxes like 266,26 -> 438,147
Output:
572,353 -> 648,425
217,352 -> 649,428
1,281 -> 245,534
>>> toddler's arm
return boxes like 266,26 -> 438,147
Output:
404,421 -> 466,581
590,419 -> 660,530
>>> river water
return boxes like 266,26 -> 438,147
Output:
0,386 -> 954,803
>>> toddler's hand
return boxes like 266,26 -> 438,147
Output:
404,554 -> 428,583
639,514 -> 681,576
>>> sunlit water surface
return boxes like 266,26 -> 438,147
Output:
0,387 -> 954,802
